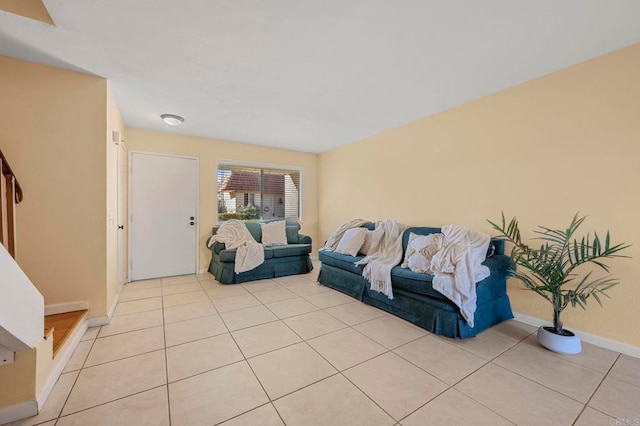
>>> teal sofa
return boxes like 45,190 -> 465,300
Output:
318,225 -> 513,338
208,220 -> 313,284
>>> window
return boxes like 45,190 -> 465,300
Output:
217,162 -> 301,222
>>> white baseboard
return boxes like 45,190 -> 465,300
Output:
513,311 -> 640,359
44,301 -> 89,316
0,400 -> 38,425
87,294 -> 119,327
197,268 -> 207,274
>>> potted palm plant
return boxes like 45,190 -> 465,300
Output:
488,213 -> 629,354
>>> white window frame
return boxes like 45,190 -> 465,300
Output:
216,159 -> 304,225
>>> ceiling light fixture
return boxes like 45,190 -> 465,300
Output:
160,114 -> 185,126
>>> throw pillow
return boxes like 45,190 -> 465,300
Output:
261,220 -> 288,247
359,228 -> 384,256
406,233 -> 445,274
335,227 -> 367,256
401,232 -> 420,268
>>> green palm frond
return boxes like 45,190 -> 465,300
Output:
487,212 -> 630,334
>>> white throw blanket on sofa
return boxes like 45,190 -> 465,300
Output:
431,225 -> 491,328
355,219 -> 407,300
207,220 -> 264,273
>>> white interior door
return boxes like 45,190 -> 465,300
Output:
129,152 -> 198,280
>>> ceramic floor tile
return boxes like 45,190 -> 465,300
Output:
164,314 -> 228,347
455,363 -> 583,426
212,293 -> 261,313
589,376 -> 640,421
437,319 -> 535,360
494,338 -> 604,403
609,354 -> 640,387
400,388 -> 513,426
324,301 -> 386,325
354,315 -> 427,349
62,340 -> 93,372
161,274 -> 199,286
248,342 -> 337,399
273,374 -> 394,426
161,281 -> 203,295
394,335 -> 486,385
162,289 -> 209,307
123,279 -> 161,290
232,321 -> 302,358
9,371 -> 79,426
283,310 -> 348,340
522,334 -> 619,374
265,297 -> 319,319
344,352 -> 447,421
574,407 -> 620,426
118,287 -> 162,302
166,333 -> 244,382
241,279 -> 283,293
220,305 -> 278,331
85,326 -> 165,367
307,327 -> 386,371
286,281 -> 332,297
219,404 -> 284,426
197,272 -> 216,281
98,309 -> 163,337
56,387 -> 169,426
251,287 -> 298,304
62,350 -> 166,416
80,327 -> 100,341
169,361 -> 268,426
163,301 -> 216,324
205,285 -> 250,299
113,297 -> 162,316
275,273 -> 317,286
304,290 -> 355,309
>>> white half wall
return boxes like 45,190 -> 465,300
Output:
0,245 -> 44,351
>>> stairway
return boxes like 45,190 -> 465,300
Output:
44,310 -> 87,357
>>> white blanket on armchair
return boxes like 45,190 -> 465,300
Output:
207,220 -> 264,274
431,225 -> 491,328
355,219 -> 407,300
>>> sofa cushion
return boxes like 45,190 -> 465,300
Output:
219,248 -> 274,262
243,222 -> 263,242
270,244 -> 312,258
319,250 -> 366,275
390,267 -> 449,300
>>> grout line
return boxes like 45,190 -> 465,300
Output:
160,282 -> 172,426
571,352 -> 622,425
54,384 -> 168,421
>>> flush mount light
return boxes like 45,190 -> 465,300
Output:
160,114 -> 185,126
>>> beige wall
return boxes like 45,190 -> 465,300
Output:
319,44 -> 640,347
0,55 -> 109,317
126,129 -> 319,271
106,83 -> 124,311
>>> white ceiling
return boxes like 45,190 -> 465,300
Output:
1,1 -> 639,153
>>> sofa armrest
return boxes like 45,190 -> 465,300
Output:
210,241 -> 226,254
299,234 -> 312,245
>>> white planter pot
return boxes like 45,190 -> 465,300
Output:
537,325 -> 582,354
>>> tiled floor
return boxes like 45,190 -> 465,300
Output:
12,266 -> 640,426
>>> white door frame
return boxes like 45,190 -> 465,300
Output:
128,150 -> 200,280
116,141 -> 128,286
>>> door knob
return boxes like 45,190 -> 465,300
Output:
118,225 -> 124,230
190,216 -> 195,220
190,221 -> 195,226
